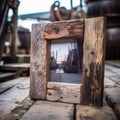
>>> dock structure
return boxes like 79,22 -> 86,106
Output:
0,62 -> 120,120
0,3 -> 120,119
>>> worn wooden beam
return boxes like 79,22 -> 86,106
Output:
0,63 -> 30,71
7,97 -> 35,120
10,8 -> 18,58
44,19 -> 84,40
30,23 -> 50,99
0,77 -> 29,119
0,72 -> 17,82
47,82 -> 82,104
82,17 -> 106,106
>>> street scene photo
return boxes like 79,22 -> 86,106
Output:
50,38 -> 83,84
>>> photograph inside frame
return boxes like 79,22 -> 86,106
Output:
50,38 -> 83,84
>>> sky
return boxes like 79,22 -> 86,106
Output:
17,0 -> 85,31
51,42 -> 69,62
18,0 -> 84,14
51,40 -> 76,62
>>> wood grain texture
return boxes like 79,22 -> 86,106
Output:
30,23 -> 50,99
76,105 -> 117,120
7,97 -> 35,120
44,19 -> 84,40
105,87 -> 120,107
82,17 -> 106,106
47,82 -> 82,104
114,103 -> 120,120
0,63 -> 30,71
0,77 -> 29,119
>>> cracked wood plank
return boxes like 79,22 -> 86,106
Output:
47,82 -> 82,104
44,19 -> 84,40
30,23 -> 50,99
82,17 -> 106,106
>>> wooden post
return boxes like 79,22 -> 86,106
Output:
30,23 -> 50,99
82,17 -> 106,106
10,8 -> 18,58
0,0 -> 9,61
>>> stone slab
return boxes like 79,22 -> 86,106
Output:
21,101 -> 74,120
76,105 -> 117,120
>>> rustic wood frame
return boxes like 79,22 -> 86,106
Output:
30,17 -> 106,107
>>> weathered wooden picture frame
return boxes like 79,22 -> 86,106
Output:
30,17 -> 105,107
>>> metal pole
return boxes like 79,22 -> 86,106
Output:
56,50 -> 58,62
80,0 -> 83,8
70,0 -> 73,9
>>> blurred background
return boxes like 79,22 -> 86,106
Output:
0,0 -> 120,67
